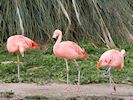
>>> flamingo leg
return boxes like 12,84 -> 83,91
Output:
65,59 -> 69,91
74,59 -> 80,92
106,67 -> 116,93
17,54 -> 21,82
109,74 -> 116,93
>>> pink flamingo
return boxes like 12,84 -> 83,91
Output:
7,35 -> 39,82
96,49 -> 126,93
52,29 -> 88,92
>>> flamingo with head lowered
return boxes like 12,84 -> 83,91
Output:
96,49 -> 126,94
52,29 -> 88,92
7,35 -> 39,82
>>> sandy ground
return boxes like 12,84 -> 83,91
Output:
0,83 -> 133,100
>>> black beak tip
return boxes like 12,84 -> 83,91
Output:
53,38 -> 56,41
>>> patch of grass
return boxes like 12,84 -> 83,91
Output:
24,95 -> 49,100
0,91 -> 14,98
0,42 -> 133,85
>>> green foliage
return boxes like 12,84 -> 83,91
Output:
0,43 -> 133,85
0,91 -> 14,98
0,0 -> 133,47
24,95 -> 49,100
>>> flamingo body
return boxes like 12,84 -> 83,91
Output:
96,49 -> 126,93
96,50 -> 125,70
6,35 -> 39,82
53,29 -> 88,92
7,35 -> 39,57
53,41 -> 88,60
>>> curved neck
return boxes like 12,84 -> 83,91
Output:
55,32 -> 62,45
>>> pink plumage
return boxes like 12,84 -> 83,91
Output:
96,49 -> 125,70
53,29 -> 88,92
6,35 -> 39,82
96,49 -> 126,93
53,41 -> 88,60
7,35 -> 39,57
53,30 -> 88,60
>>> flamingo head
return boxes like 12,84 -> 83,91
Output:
121,49 -> 126,57
52,29 -> 62,41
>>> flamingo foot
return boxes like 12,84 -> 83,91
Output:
77,85 -> 80,93
110,91 -> 116,95
113,85 -> 116,92
64,85 -> 70,93
110,85 -> 117,95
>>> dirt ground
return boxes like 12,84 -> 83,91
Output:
0,83 -> 132,100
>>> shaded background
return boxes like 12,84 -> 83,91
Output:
0,0 -> 133,47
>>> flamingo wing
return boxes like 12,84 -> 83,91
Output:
54,41 -> 84,59
97,50 -> 124,70
62,41 -> 84,54
7,35 -> 39,57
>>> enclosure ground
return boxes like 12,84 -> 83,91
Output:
0,83 -> 132,100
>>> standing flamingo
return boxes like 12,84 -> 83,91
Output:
7,35 -> 39,82
96,49 -> 126,94
52,29 -> 88,92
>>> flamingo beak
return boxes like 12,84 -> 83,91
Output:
53,38 -> 56,41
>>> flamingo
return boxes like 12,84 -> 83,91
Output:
96,49 -> 126,94
52,29 -> 88,92
7,35 -> 39,82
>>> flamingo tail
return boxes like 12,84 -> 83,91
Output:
32,41 -> 39,47
96,60 -> 102,70
83,51 -> 88,60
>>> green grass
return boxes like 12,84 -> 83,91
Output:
24,95 -> 49,100
0,42 -> 133,85
0,91 -> 14,98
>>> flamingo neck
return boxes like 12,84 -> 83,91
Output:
55,32 -> 62,45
